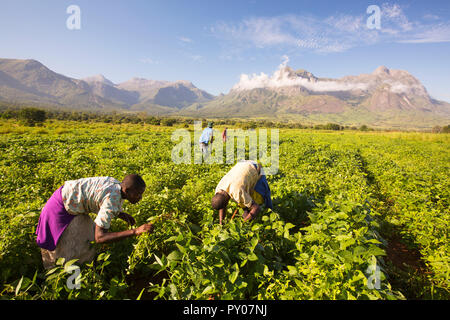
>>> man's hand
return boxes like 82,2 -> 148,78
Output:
134,223 -> 154,236
243,203 -> 261,222
242,208 -> 250,220
95,222 -> 154,244
118,212 -> 136,226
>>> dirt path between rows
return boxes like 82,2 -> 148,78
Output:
354,151 -> 433,298
385,233 -> 427,273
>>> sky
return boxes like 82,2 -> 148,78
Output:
1,0 -> 449,101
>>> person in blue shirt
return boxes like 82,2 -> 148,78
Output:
199,122 -> 214,157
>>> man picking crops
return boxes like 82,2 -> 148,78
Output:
211,160 -> 273,224
35,174 -> 153,269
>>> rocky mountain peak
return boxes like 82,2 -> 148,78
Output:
82,74 -> 115,86
373,66 -> 390,76
295,69 -> 318,81
174,80 -> 195,88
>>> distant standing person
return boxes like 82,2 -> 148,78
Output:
35,175 -> 154,269
199,122 -> 214,156
222,127 -> 227,143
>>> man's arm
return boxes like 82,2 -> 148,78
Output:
218,208 -> 226,225
94,223 -> 153,244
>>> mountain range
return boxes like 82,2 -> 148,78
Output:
180,64 -> 450,128
0,58 -> 214,115
0,58 -> 449,129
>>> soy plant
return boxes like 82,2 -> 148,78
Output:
358,136 -> 450,297
268,143 -> 401,299
1,121 -> 448,300
133,209 -> 297,300
3,253 -> 127,300
282,203 -> 399,300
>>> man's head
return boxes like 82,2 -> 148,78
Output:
121,174 -> 146,204
207,122 -> 213,128
211,190 -> 230,210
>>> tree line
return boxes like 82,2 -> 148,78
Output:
1,105 -> 448,132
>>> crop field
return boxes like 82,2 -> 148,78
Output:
0,119 -> 448,300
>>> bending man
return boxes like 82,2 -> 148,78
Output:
211,160 -> 272,224
35,174 -> 153,269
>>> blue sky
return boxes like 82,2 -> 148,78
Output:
1,0 -> 449,101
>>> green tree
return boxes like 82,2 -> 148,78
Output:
442,125 -> 450,133
18,108 -> 46,126
161,118 -> 176,127
324,123 -> 342,130
359,124 -> 369,131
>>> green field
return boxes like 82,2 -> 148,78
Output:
0,119 -> 448,300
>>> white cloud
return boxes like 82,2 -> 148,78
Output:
398,23 -> 450,43
423,14 -> 440,21
212,13 -> 373,54
381,3 -> 414,31
211,2 -> 450,55
214,16 -> 299,48
232,55 -> 369,92
139,58 -> 160,65
232,55 -> 431,97
190,54 -> 203,62
179,37 -> 193,43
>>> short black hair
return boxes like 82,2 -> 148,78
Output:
122,174 -> 146,191
211,192 -> 229,210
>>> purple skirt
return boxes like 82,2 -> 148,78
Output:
35,186 -> 75,251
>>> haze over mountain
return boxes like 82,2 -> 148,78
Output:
0,57 -> 449,129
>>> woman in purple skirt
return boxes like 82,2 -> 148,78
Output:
36,174 -> 153,269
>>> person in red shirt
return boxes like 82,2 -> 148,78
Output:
222,127 -> 227,143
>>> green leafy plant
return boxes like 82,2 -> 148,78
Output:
0,119 -> 448,300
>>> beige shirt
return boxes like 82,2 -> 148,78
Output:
61,177 -> 124,229
215,161 -> 260,208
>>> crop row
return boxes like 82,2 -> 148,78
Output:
358,136 -> 449,297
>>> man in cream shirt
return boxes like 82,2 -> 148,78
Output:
211,160 -> 272,224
